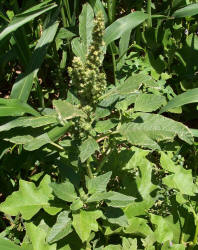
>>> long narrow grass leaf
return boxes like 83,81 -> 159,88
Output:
104,12 -> 148,45
0,3 -> 57,41
173,3 -> 198,18
0,99 -> 40,117
11,13 -> 59,102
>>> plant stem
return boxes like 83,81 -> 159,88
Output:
61,0 -> 68,27
107,0 -> 117,84
193,218 -> 198,245
110,44 -> 117,84
63,0 -> 72,25
50,142 -> 64,151
35,78 -> 45,108
97,147 -> 111,174
86,158 -> 94,179
147,0 -> 152,28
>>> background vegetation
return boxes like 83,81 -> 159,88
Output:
0,0 -> 198,249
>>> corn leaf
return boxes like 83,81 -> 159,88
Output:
11,12 -> 59,102
104,12 -> 148,45
173,3 -> 198,18
0,3 -> 57,41
0,98 -> 39,117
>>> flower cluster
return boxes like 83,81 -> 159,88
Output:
68,12 -> 106,107
73,105 -> 96,138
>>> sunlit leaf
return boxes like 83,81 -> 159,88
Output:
118,113 -> 193,150
0,175 -> 60,220
72,210 -> 103,242
86,171 -> 112,194
79,137 -> 99,163
104,12 -> 148,45
47,211 -> 72,244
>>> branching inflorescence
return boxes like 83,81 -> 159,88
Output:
68,12 -> 106,107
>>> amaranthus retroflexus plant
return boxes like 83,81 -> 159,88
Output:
68,12 -> 106,108
68,12 -> 107,138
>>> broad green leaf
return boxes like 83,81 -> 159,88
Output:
87,191 -> 135,207
79,137 -> 99,163
0,116 -> 57,132
159,88 -> 198,114
124,217 -> 152,237
94,119 -> 118,133
9,124 -> 72,151
0,3 -> 57,41
88,0 -> 108,24
172,3 -> 198,18
122,146 -> 149,170
5,135 -> 34,145
124,200 -> 154,217
72,210 -> 103,242
118,113 -> 193,150
87,191 -> 113,202
47,211 -> 72,244
135,162 -> 157,199
124,160 -> 157,217
160,152 -> 178,172
161,242 -> 185,250
122,238 -> 137,250
0,98 -> 39,117
51,181 -> 77,202
101,73 -> 152,99
95,106 -> 111,118
26,222 -> 56,250
0,238 -> 23,250
11,13 -> 59,102
106,192 -> 136,208
104,12 -> 148,45
0,175 -> 60,220
23,133 -> 52,151
71,37 -> 86,63
98,95 -> 120,109
21,243 -> 34,250
149,214 -> 181,244
56,28 -> 76,40
115,94 -> 138,111
104,226 -> 122,236
57,245 -> 71,250
134,94 -> 166,112
163,167 -> 196,195
86,171 -> 112,194
104,207 -> 128,227
70,198 -> 83,211
53,100 -> 87,123
79,3 -> 94,52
